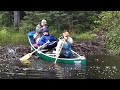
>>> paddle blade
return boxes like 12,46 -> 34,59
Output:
20,59 -> 31,65
20,53 -> 32,61
20,53 -> 32,65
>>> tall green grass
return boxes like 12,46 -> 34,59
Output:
0,27 -> 29,46
0,26 -> 96,46
71,31 -> 96,41
49,27 -> 96,41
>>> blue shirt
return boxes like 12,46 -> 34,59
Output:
38,34 -> 56,46
61,42 -> 73,58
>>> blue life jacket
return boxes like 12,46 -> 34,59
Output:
27,31 -> 35,37
27,31 -> 36,44
60,42 -> 73,58
37,34 -> 56,47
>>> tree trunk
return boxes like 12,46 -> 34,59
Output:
14,11 -> 20,30
8,11 -> 13,26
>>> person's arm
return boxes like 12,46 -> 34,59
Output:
67,37 -> 73,44
50,35 -> 56,41
33,25 -> 41,39
36,25 -> 39,32
37,36 -> 45,46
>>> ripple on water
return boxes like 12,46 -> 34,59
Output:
0,45 -> 120,79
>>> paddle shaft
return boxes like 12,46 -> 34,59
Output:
20,40 -> 50,62
31,40 -> 50,54
54,39 -> 65,64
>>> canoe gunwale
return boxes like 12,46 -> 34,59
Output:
28,35 -> 86,64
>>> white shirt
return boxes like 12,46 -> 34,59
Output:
56,37 -> 73,55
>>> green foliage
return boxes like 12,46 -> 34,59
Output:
0,11 -> 13,26
1,11 -> 120,56
71,31 -> 96,41
19,11 -> 38,33
105,27 -> 120,55
48,26 -> 59,38
0,27 -> 28,46
0,11 -> 102,47
95,11 -> 120,55
19,11 -> 100,34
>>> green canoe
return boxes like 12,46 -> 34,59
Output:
28,36 -> 87,65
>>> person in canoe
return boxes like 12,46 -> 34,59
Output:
56,30 -> 74,58
35,28 -> 57,50
33,19 -> 48,44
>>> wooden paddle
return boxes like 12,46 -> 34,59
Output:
54,39 -> 65,64
20,40 -> 50,64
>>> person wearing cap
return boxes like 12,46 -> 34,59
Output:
37,28 -> 57,50
33,19 -> 48,44
56,30 -> 74,58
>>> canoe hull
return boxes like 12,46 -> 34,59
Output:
28,31 -> 86,65
34,47 -> 86,65
37,52 -> 86,64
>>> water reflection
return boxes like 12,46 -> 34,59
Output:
0,49 -> 120,79
86,55 -> 120,79
24,60 -> 87,79
0,57 -> 86,79
0,46 -> 86,79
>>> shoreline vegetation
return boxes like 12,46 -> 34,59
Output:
0,26 -> 106,56
0,27 -> 29,46
0,26 -> 96,46
0,11 -> 120,55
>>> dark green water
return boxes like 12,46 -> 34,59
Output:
86,55 -> 120,79
0,55 -> 120,79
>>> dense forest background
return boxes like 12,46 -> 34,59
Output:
0,11 -> 120,55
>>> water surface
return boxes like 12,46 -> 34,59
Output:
0,47 -> 120,79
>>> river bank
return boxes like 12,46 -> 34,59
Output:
0,43 -> 119,79
0,40 -> 107,63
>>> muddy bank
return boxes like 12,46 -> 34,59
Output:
0,41 -> 106,62
0,44 -> 40,64
0,42 -> 106,76
0,44 -> 87,79
0,45 -> 30,61
71,29 -> 108,55
72,41 -> 106,55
